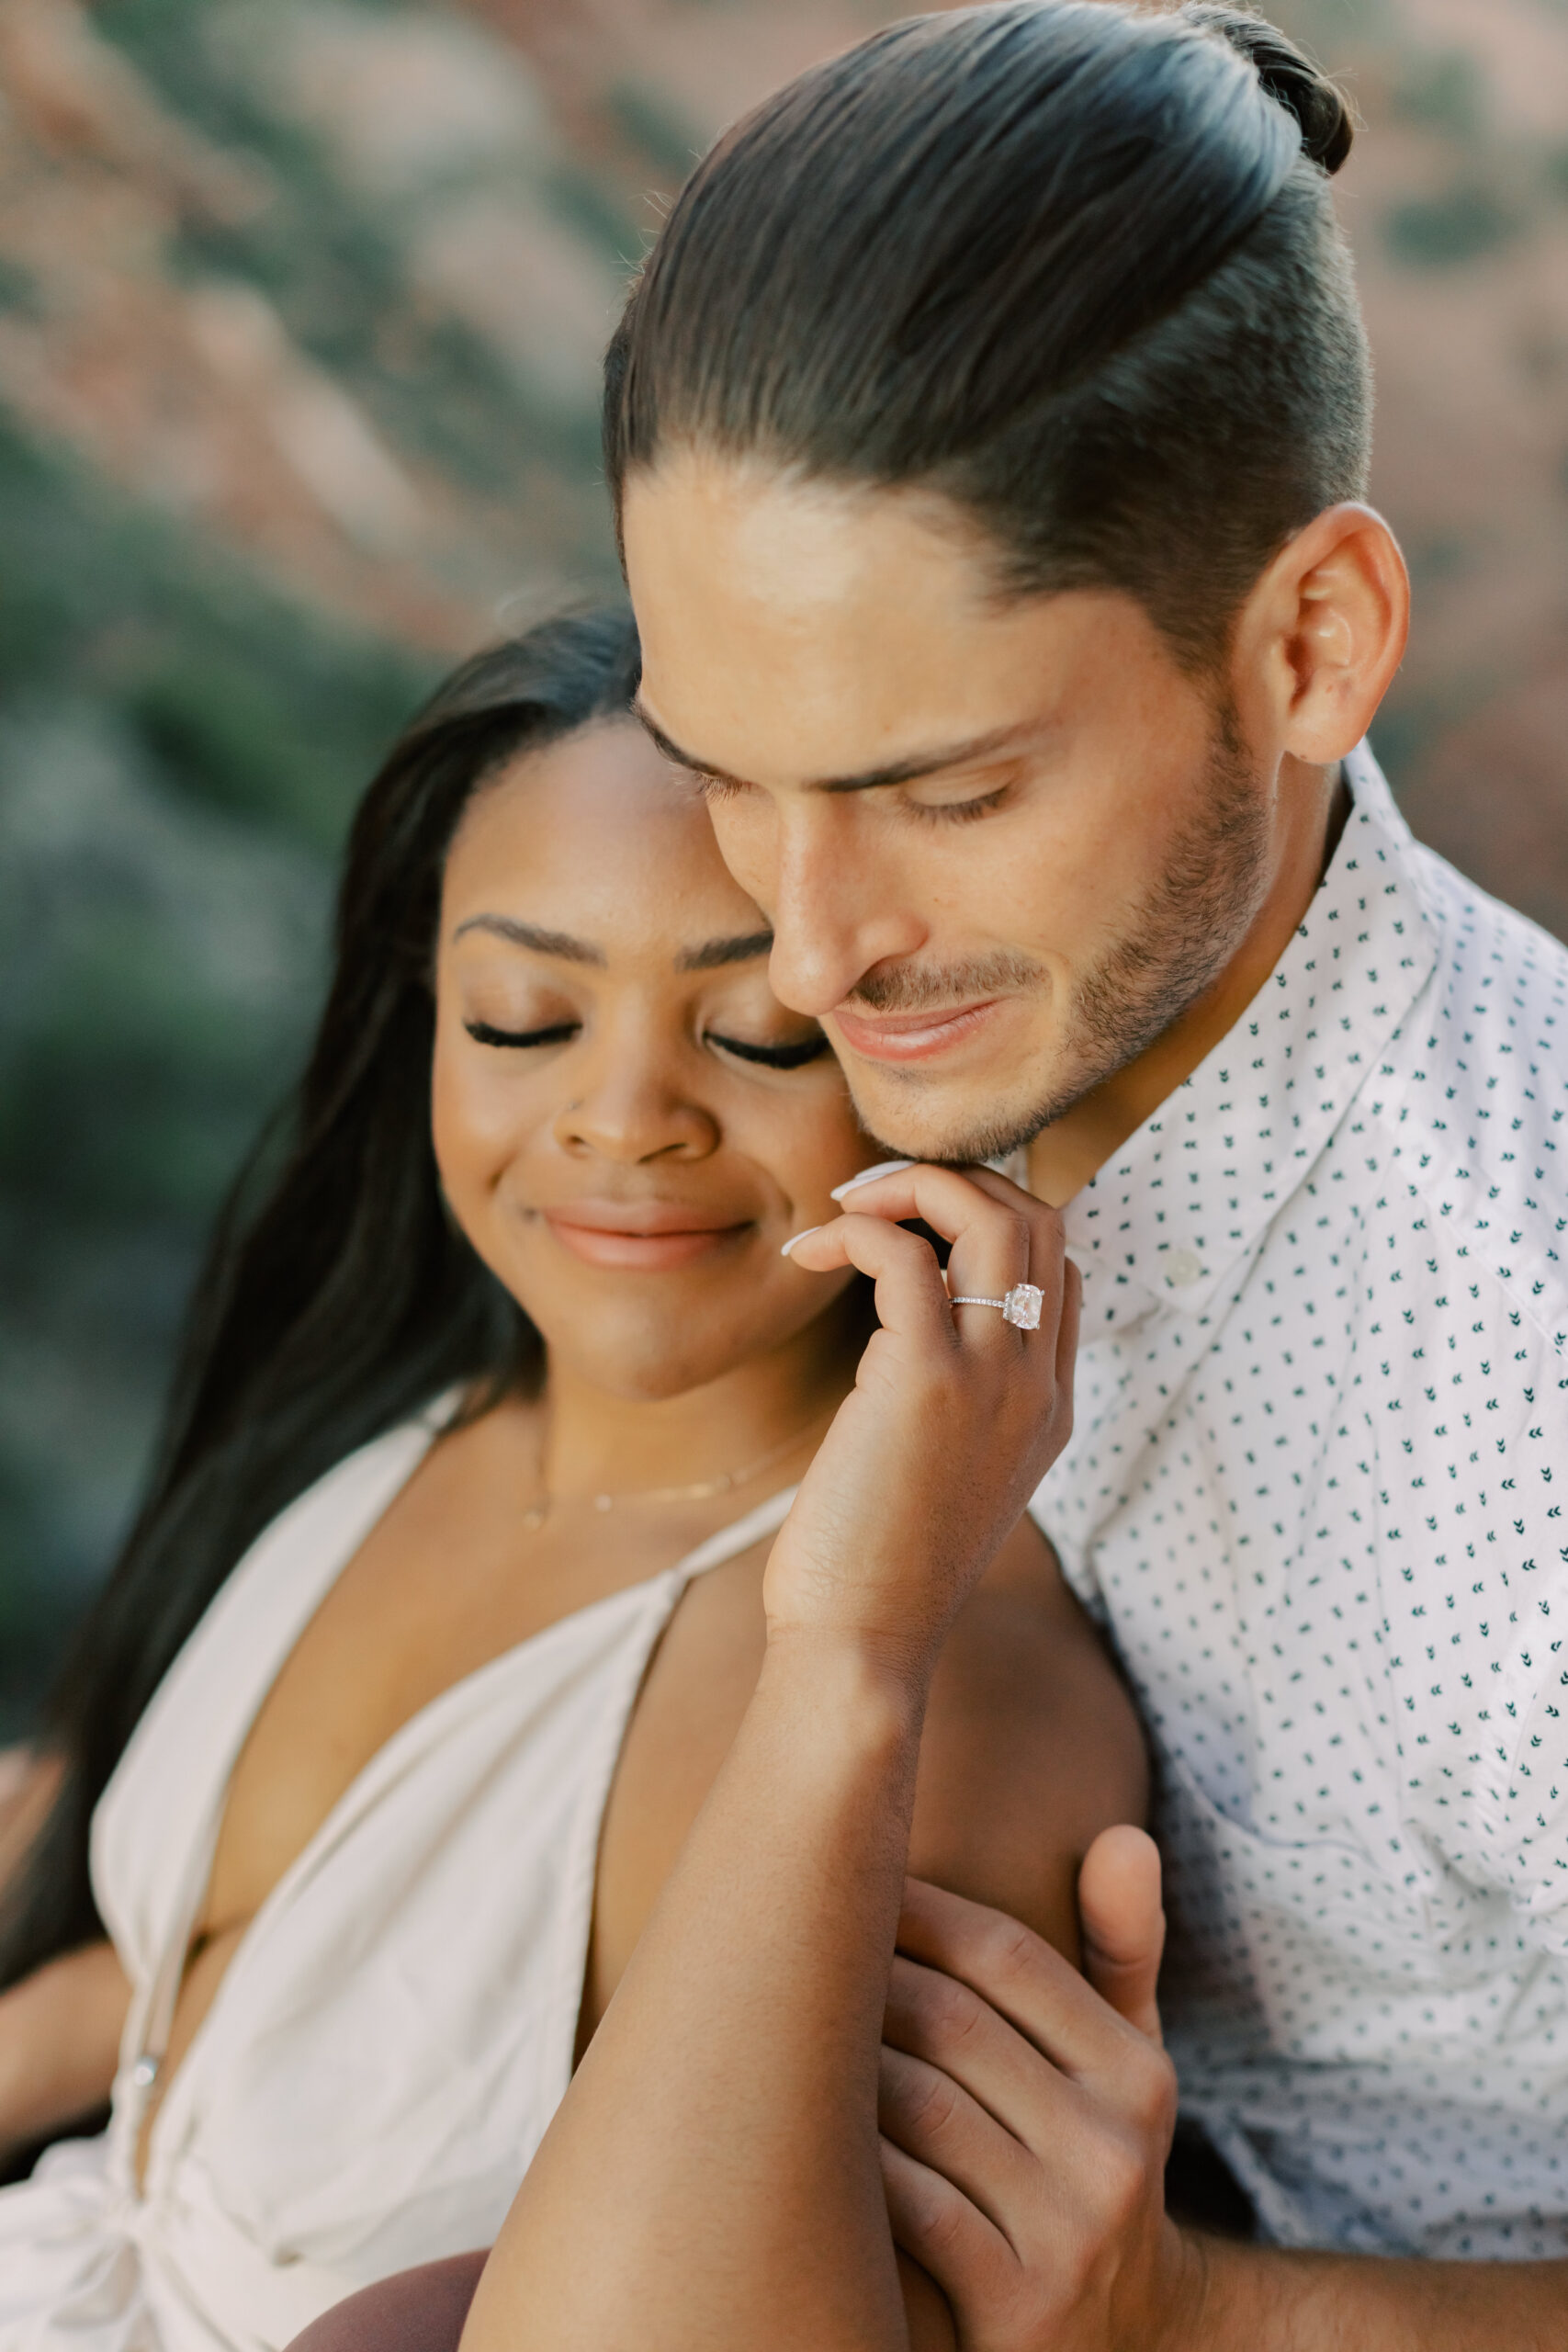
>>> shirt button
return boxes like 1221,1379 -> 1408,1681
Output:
1165,1248 -> 1203,1288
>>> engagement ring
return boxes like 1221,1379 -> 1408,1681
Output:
949,1283 -> 1044,1329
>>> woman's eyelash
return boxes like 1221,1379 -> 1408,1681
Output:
464,1020 -> 825,1071
693,773 -> 743,803
708,1032 -> 829,1069
464,1020 -> 579,1050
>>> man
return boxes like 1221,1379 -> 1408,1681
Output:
600,0 -> 1568,2342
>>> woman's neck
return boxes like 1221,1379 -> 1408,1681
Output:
534,1301 -> 862,1508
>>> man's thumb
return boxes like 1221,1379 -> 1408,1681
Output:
1077,1824 -> 1165,2043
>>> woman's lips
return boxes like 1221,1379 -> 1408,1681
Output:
540,1207 -> 753,1271
830,998 -> 1003,1065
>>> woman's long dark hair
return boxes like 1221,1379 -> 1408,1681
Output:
0,605 -> 642,1991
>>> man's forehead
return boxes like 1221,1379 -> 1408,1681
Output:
626,469 -> 1157,790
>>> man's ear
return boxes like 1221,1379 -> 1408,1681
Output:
1235,503 -> 1410,766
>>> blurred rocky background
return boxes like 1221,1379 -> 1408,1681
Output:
1,0 -> 1565,1731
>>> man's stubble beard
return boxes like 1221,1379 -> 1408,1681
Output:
848,711 -> 1275,1167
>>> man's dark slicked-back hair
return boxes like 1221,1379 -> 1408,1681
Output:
604,1 -> 1370,669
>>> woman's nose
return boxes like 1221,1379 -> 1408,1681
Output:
552,1051 -> 718,1164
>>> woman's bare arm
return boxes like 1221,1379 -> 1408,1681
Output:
471,1632 -> 931,2351
0,1940 -> 130,2161
0,1749 -> 130,2162
461,1166 -> 1079,2352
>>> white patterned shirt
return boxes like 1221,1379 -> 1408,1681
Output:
1034,742 -> 1568,2258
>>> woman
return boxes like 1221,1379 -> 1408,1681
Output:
0,608 -> 1146,2349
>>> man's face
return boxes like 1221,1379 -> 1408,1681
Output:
623,451 -> 1280,1164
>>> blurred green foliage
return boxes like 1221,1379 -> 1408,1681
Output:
1384,182 -> 1524,266
0,409 -> 438,1731
1390,49 -> 1485,141
104,0 -> 620,486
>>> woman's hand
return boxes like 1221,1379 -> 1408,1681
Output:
768,1164 -> 1079,1676
0,1941 -> 130,2163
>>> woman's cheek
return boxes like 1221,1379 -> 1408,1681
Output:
785,1090 -> 875,1216
432,1038 -> 525,1211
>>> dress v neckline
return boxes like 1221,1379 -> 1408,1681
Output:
121,1411 -> 798,2198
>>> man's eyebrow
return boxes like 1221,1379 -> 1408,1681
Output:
675,931 -> 774,972
452,915 -> 605,966
633,697 -> 1040,796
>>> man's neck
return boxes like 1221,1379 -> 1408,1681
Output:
1026,759 -> 1351,1207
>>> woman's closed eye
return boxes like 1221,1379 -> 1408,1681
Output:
465,1018 -> 580,1050
706,1030 -> 830,1070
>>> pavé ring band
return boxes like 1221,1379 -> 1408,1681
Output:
949,1283 -> 1045,1330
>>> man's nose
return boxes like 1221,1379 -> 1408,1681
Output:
764,818 -> 924,1019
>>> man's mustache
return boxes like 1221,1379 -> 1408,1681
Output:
840,951 -> 1045,1017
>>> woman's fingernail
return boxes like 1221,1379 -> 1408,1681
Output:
781,1226 -> 822,1257
829,1159 -> 916,1201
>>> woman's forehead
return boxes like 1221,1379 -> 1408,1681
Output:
445,718 -> 766,955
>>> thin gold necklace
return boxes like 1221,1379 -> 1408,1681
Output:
522,1410 -> 832,1533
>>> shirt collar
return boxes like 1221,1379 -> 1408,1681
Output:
1063,743 -> 1438,1338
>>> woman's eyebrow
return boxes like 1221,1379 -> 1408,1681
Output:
675,931 -> 774,972
452,915 -> 605,965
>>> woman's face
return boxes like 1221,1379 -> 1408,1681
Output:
434,718 -> 872,1399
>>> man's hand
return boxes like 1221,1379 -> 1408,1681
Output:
878,1827 -> 1207,2352
880,1836 -> 1568,2352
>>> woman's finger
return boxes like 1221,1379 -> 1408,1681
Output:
794,1164 -> 1066,1356
831,1160 -> 1037,1217
1055,1254 -> 1081,1397
784,1212 -> 957,1351
823,1163 -> 1059,1261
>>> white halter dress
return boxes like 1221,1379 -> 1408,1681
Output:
0,1402 -> 795,2352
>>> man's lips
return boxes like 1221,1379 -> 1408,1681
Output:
540,1204 -> 753,1271
830,998 -> 1005,1065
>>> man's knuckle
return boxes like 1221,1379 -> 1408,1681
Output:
1129,2045 -> 1179,2132
927,1972 -> 983,2043
1091,2130 -> 1151,2231
979,1912 -> 1043,1985
908,2067 -> 963,2138
917,2184 -> 974,2262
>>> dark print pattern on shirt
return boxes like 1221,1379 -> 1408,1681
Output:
1036,743 -> 1568,2259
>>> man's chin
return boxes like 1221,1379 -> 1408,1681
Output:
844,1066 -> 1061,1170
